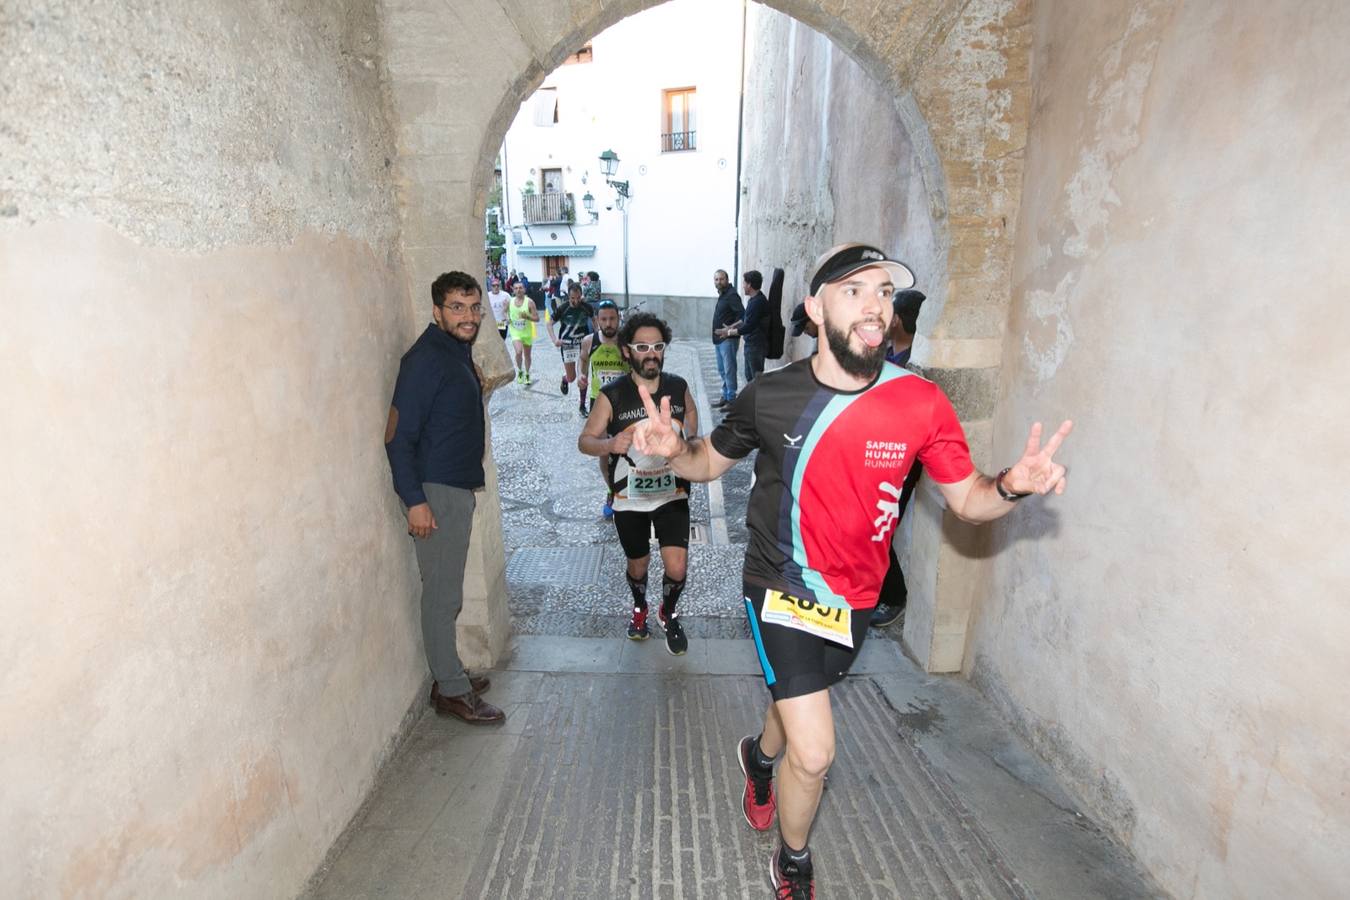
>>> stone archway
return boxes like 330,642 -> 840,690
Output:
380,0 -> 1031,672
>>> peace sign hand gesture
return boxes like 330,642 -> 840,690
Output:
1003,420 -> 1074,496
632,385 -> 686,459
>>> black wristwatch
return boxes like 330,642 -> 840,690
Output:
995,467 -> 1031,502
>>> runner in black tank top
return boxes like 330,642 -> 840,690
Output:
577,312 -> 699,655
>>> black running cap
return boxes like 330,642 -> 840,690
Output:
808,243 -> 915,297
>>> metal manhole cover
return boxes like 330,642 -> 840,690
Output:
507,546 -> 606,587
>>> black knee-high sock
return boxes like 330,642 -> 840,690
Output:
660,575 -> 686,618
626,572 -> 648,611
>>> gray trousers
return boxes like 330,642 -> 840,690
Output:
412,483 -> 476,696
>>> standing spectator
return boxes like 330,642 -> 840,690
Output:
790,301 -> 818,343
722,270 -> 768,383
581,270 -> 602,305
710,269 -> 743,408
886,289 -> 926,367
384,271 -> 504,725
547,270 -> 563,307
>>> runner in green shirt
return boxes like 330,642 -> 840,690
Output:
578,300 -> 629,517
506,283 -> 539,385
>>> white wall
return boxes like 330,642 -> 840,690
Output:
500,0 -> 741,299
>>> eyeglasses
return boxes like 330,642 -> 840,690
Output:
442,302 -> 483,316
628,341 -> 667,353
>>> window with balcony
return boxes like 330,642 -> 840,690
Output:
662,87 -> 696,152
521,192 -> 576,225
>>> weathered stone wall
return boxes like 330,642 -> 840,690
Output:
0,1 -> 441,895
973,1 -> 1350,896
739,5 -> 946,356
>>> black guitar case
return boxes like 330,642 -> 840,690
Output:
766,267 -> 786,360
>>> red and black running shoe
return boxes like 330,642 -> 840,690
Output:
737,736 -> 776,831
655,607 -> 688,656
769,846 -> 815,900
627,605 -> 649,640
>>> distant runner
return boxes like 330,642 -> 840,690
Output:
578,300 -> 630,515
547,282 -> 594,398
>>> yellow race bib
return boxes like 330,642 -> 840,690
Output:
761,590 -> 853,648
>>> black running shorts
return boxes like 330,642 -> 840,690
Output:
612,499 -> 690,560
743,582 -> 871,701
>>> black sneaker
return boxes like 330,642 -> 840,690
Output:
869,602 -> 905,628
769,847 -> 814,899
656,607 -> 688,655
560,377 -> 569,395
627,606 -> 649,641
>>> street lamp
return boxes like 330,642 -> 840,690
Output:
598,149 -> 633,310
581,190 -> 598,223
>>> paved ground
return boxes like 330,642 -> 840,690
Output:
304,337 -> 1162,899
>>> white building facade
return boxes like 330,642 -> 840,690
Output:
495,0 -> 744,337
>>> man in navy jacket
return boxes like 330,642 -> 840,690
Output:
385,271 -> 505,724
722,270 -> 768,383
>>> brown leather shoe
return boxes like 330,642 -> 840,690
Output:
430,675 -> 490,702
431,688 -> 506,724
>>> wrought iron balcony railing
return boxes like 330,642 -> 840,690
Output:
661,131 -> 696,152
521,191 -> 576,224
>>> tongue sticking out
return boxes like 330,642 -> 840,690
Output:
856,326 -> 885,348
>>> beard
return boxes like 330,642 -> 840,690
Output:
437,317 -> 478,344
823,316 -> 887,380
637,357 -> 662,378
601,326 -> 618,339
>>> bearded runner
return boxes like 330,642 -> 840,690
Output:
626,242 -> 1076,900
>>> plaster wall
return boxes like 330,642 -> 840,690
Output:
1,2 -> 436,894
974,1 -> 1350,896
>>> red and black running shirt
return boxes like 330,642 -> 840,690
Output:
710,359 -> 974,611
